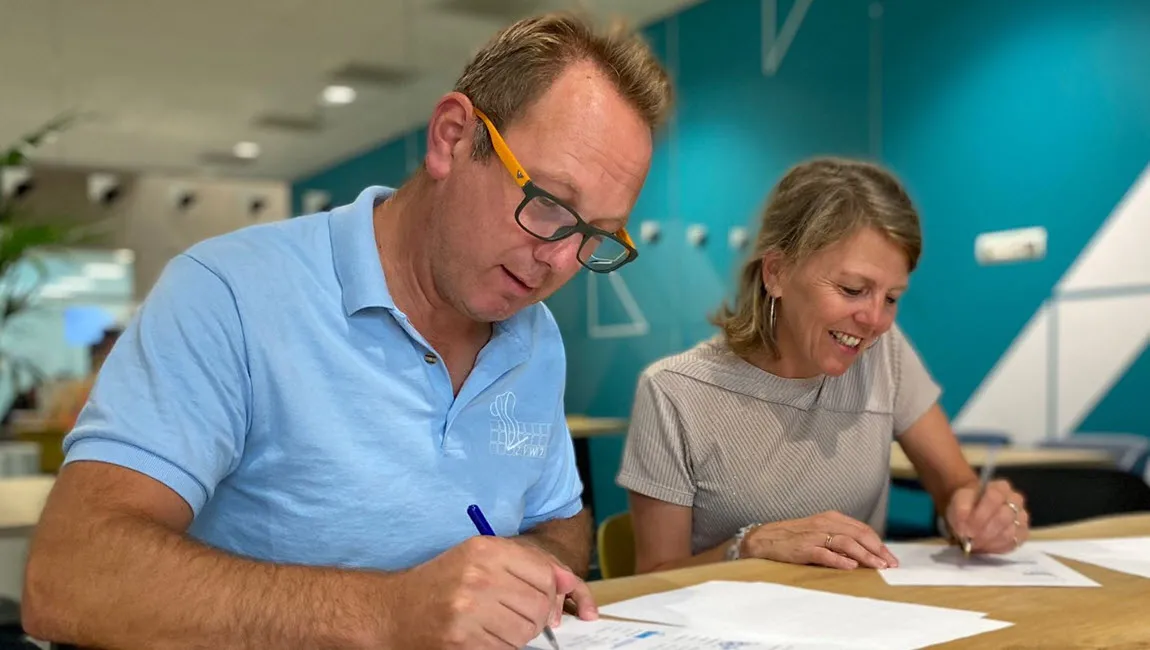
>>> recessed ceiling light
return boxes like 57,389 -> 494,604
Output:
321,85 -> 357,106
233,141 -> 261,159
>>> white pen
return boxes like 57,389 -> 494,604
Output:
962,445 -> 1000,556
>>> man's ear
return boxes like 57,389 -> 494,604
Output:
760,249 -> 787,298
424,92 -> 474,181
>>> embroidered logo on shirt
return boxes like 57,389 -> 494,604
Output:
489,391 -> 551,458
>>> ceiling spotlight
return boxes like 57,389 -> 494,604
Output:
321,85 -> 357,106
233,141 -> 261,159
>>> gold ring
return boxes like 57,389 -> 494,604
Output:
1006,501 -> 1020,514
825,534 -> 834,549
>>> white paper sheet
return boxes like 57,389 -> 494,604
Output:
524,617 -> 832,649
879,543 -> 1100,587
596,580 -> 1013,650
1027,536 -> 1150,579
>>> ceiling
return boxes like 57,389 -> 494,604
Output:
0,0 -> 700,181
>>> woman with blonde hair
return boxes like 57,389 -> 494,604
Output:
617,157 -> 1030,573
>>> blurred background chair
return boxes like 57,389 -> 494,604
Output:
993,465 -> 1150,528
597,511 -> 635,579
954,429 -> 1013,447
1039,433 -> 1150,474
0,597 -> 40,650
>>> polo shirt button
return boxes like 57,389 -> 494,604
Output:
423,353 -> 438,364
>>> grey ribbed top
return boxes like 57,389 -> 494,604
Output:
616,324 -> 940,554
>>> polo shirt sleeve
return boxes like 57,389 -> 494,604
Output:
519,414 -> 584,531
62,253 -> 251,516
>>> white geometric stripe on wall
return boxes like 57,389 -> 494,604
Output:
587,272 -> 649,339
1055,293 -> 1150,436
953,303 -> 1051,444
954,161 -> 1150,444
1059,163 -> 1150,293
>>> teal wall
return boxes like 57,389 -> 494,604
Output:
881,0 -> 1150,428
291,0 -> 1150,530
549,0 -> 875,523
292,130 -> 426,215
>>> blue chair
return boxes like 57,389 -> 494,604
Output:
954,429 -> 1013,446
1039,433 -> 1150,473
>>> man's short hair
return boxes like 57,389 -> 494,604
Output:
454,11 -> 674,159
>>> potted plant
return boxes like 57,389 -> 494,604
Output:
0,113 -> 105,430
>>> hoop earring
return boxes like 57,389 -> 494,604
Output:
768,295 -> 777,339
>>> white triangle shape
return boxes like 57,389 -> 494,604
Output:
1059,163 -> 1150,293
953,304 -> 1051,445
1055,293 -> 1150,435
587,272 -> 649,339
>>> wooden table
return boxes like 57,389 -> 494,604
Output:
567,415 -> 628,440
890,444 -> 1115,481
590,512 -> 1150,648
0,475 -> 54,537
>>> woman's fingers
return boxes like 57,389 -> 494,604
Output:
825,532 -> 890,569
805,545 -> 860,570
819,512 -> 899,568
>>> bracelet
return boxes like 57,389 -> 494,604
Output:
726,523 -> 761,561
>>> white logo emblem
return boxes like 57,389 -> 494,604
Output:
489,391 -> 551,458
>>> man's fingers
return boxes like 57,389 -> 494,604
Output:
501,545 -> 558,599
549,594 -> 565,627
495,570 -> 553,631
479,621 -> 531,650
554,565 -> 599,621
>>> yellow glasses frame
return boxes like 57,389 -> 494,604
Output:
473,108 -> 638,271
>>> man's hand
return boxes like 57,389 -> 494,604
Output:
389,536 -> 594,648
510,536 -> 598,627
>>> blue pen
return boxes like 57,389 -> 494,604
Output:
467,504 -> 561,650
467,504 -> 497,536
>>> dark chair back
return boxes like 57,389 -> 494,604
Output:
995,466 -> 1150,528
955,430 -> 1013,446
0,598 -> 39,650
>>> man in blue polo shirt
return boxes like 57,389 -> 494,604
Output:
22,12 -> 672,650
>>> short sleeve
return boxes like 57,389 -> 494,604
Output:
891,324 -> 942,435
519,422 -> 584,530
615,371 -> 695,507
519,351 -> 584,530
62,254 -> 252,515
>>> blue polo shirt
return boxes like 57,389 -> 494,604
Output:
62,186 -> 584,571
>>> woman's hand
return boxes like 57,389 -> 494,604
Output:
946,479 -> 1029,554
739,511 -> 900,570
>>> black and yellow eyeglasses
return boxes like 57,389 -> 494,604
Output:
473,108 -> 638,274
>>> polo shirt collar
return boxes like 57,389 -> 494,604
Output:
328,186 -> 533,360
330,186 -> 397,316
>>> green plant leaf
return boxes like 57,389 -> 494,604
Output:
1,149 -> 25,167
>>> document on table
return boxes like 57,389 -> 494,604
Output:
879,543 -> 1099,587
595,580 -> 1012,650
1027,536 -> 1150,579
524,617 -> 829,649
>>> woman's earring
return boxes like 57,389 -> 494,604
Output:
768,295 -> 777,338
